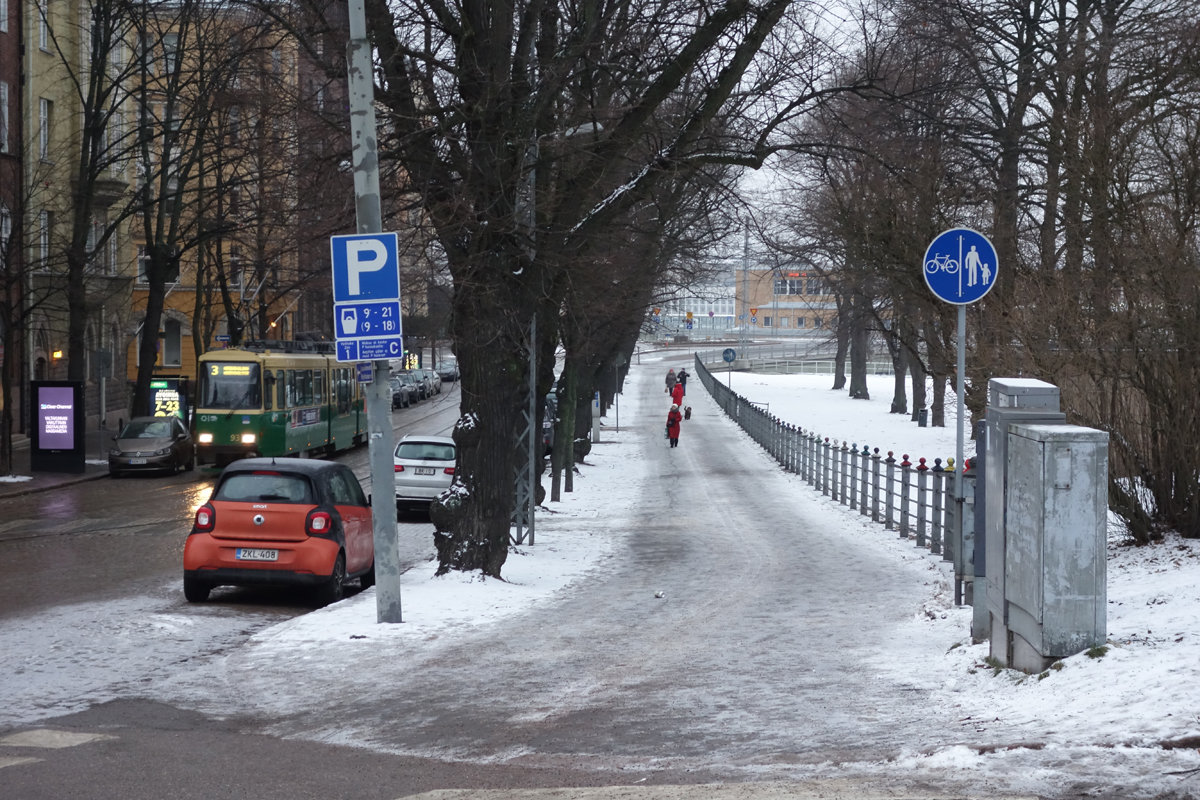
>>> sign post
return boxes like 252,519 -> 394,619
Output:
331,232 -> 403,623
923,227 -> 999,526
722,347 -> 736,388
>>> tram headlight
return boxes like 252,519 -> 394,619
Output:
241,433 -> 257,444
198,432 -> 213,444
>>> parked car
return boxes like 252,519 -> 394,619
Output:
109,415 -> 195,477
435,360 -> 459,382
389,376 -> 412,409
183,458 -> 375,606
394,434 -> 456,514
394,370 -> 423,402
421,368 -> 442,395
401,369 -> 431,401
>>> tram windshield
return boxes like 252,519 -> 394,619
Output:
200,362 -> 262,410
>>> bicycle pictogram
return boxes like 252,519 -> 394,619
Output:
925,253 -> 959,275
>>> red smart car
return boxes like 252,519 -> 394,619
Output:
184,458 -> 374,606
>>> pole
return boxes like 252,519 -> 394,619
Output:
347,0 -> 400,623
955,304 -> 966,506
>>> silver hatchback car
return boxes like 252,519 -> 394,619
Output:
393,434 -> 456,514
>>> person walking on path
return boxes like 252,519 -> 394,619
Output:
671,381 -> 685,408
666,404 -> 683,448
665,368 -> 677,394
676,368 -> 688,394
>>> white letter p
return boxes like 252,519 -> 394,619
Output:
346,240 -> 387,295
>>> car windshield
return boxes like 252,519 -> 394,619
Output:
395,442 -> 455,461
199,362 -> 262,410
215,472 -> 313,503
121,419 -> 173,439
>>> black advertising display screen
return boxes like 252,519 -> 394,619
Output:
36,384 -> 77,450
29,381 -> 85,473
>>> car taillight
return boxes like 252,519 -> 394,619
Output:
393,465 -> 404,473
307,510 -> 334,536
443,467 -> 455,475
194,504 -> 215,532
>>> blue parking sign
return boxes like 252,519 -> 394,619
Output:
923,228 -> 998,305
331,233 -> 400,301
331,233 -> 404,363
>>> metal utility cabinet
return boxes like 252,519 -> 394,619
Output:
983,379 -> 1065,648
1003,424 -> 1108,672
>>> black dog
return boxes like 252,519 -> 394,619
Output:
683,406 -> 692,420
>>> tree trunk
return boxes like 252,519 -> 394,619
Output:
432,269 -> 530,577
847,296 -> 870,399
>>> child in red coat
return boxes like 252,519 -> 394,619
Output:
666,404 -> 683,448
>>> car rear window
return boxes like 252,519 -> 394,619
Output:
396,442 -> 455,461
215,472 -> 314,503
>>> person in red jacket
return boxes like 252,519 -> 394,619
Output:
666,404 -> 683,448
671,381 -> 685,407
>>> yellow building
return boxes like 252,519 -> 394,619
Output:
737,268 -> 836,333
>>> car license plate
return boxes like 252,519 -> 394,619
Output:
129,458 -> 147,465
236,548 -> 278,561
415,467 -> 435,475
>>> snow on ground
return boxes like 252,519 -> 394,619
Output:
243,361 -> 1200,770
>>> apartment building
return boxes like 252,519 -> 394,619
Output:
9,0 -> 357,427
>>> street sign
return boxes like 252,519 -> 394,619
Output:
356,362 -> 374,383
722,348 -> 736,363
923,228 -> 998,305
331,233 -> 403,362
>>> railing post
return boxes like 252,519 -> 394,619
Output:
821,437 -> 831,496
848,443 -> 859,510
930,458 -> 944,556
899,454 -> 911,538
859,445 -> 870,517
839,441 -> 850,506
916,457 -> 929,549
943,456 -> 957,564
884,451 -> 896,530
871,448 -> 882,522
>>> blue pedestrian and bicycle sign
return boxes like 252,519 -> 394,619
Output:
331,233 -> 404,362
923,228 -> 998,305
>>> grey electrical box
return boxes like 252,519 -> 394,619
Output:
983,379 -> 1065,652
1003,423 -> 1108,673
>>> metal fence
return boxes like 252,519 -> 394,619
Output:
695,355 -> 970,571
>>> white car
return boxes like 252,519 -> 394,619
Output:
393,434 -> 456,514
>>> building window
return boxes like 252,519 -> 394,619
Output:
763,316 -> 772,327
0,205 -> 10,266
139,34 -> 155,74
0,81 -> 9,153
773,278 -> 803,296
137,245 -> 180,284
137,245 -> 150,281
0,0 -> 8,33
39,210 -> 52,267
37,0 -> 48,49
796,317 -> 805,328
228,245 -> 242,288
39,98 -> 53,160
162,319 -> 182,366
806,276 -> 826,295
162,33 -> 178,74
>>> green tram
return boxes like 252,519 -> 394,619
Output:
194,344 -> 367,466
